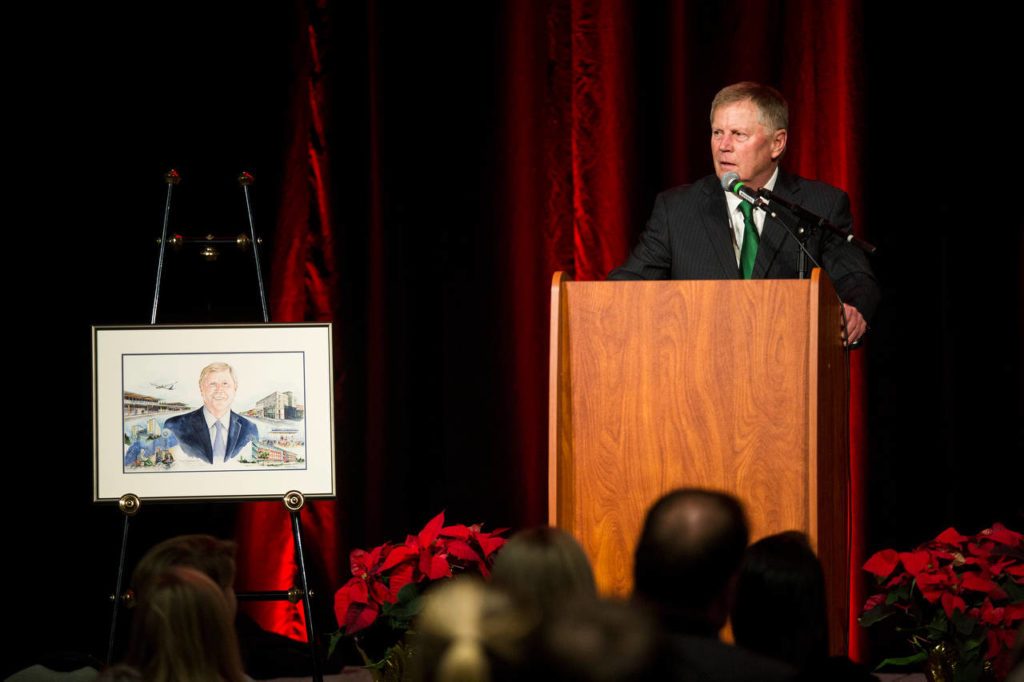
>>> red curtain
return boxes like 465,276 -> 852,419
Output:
234,0 -> 342,641
499,0 -> 869,658
494,0 -> 637,531
234,0 -> 870,658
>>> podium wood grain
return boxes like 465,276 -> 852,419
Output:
549,270 -> 849,653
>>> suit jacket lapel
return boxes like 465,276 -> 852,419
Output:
191,409 -> 215,464
225,413 -> 241,458
754,170 -> 800,278
699,177 -> 741,277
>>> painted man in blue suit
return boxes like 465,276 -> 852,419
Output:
164,362 -> 260,465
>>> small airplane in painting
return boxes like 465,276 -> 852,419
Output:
151,381 -> 179,390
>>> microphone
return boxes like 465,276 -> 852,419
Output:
721,171 -> 764,208
722,172 -> 877,254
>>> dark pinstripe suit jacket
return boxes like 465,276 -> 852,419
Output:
609,171 -> 880,322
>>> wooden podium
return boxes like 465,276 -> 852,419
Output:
548,268 -> 850,652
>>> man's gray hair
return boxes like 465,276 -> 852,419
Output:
710,81 -> 789,133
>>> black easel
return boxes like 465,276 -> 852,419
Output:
106,494 -> 140,665
107,171 -> 324,682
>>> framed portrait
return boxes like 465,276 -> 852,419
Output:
93,323 -> 335,502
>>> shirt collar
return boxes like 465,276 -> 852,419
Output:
203,407 -> 230,430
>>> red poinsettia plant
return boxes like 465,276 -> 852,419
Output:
329,511 -> 506,676
859,523 -> 1024,681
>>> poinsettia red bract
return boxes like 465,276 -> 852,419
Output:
332,511 -> 507,636
859,523 -> 1024,678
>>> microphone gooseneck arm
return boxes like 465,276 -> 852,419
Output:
757,188 -> 877,254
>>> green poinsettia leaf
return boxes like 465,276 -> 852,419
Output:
1004,580 -> 1024,601
925,610 -> 949,634
885,592 -> 900,605
874,651 -> 928,670
895,582 -> 914,601
327,629 -> 346,659
364,642 -> 404,671
396,581 -> 422,602
961,637 -> 983,652
380,582 -> 425,631
386,593 -> 424,622
950,609 -> 978,636
859,607 -> 893,627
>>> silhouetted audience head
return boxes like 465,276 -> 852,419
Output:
633,488 -> 748,633
539,597 -> 663,682
731,531 -> 828,669
490,526 -> 596,618
410,578 -> 538,682
124,534 -> 314,679
131,534 -> 237,611
108,566 -> 246,682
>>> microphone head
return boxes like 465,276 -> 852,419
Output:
721,171 -> 740,192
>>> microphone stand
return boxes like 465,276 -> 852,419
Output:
725,173 -> 840,279
737,195 -> 819,279
758,199 -> 817,279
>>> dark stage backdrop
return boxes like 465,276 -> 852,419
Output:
9,0 -> 1021,675
247,0 -> 879,651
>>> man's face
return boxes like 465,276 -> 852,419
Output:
200,370 -> 236,417
710,99 -> 787,189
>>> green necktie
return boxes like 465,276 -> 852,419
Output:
738,201 -> 758,279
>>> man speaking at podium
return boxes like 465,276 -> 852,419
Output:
608,82 -> 879,347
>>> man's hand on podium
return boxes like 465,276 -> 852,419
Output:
842,303 -> 867,349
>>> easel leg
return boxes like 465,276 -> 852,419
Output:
285,491 -> 323,682
106,494 -> 141,664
